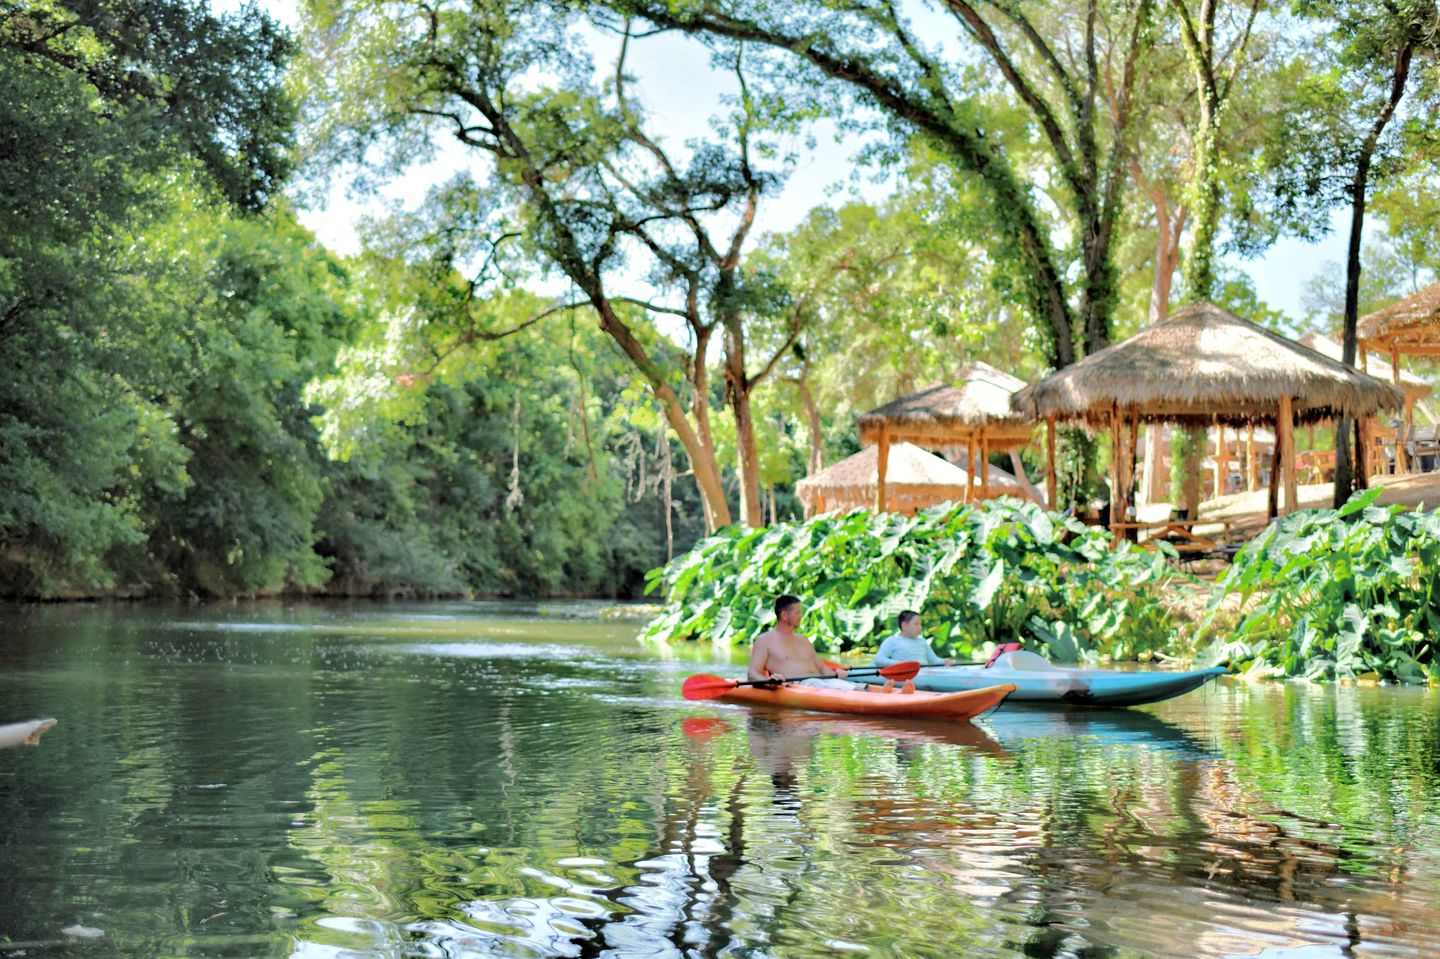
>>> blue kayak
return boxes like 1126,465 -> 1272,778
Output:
855,651 -> 1227,707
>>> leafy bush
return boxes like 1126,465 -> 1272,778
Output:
1201,486 -> 1440,684
643,499 -> 1180,662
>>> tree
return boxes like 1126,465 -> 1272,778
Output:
296,0 -> 817,528
1262,0 -> 1440,503
0,0 -> 296,592
611,0 -> 1156,368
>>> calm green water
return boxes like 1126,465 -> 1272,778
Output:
2,602 -> 1439,959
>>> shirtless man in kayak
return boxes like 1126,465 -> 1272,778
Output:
748,595 -> 856,689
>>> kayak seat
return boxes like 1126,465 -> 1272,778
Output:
997,650 -> 1057,671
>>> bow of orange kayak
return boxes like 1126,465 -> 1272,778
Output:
711,682 -> 1015,721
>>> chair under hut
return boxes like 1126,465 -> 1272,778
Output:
796,442 -> 1029,516
855,363 -> 1037,511
1012,302 -> 1404,536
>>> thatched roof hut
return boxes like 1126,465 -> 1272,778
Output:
1298,330 -> 1431,400
857,363 -> 1031,446
1012,303 -> 1403,428
854,363 -> 1035,510
1357,281 -> 1440,352
796,442 -> 1031,516
1012,302 -> 1404,522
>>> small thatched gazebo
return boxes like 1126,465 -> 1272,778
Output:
1011,302 -> 1405,525
856,363 -> 1034,510
1355,286 -> 1440,473
1357,280 -> 1440,356
796,442 -> 1030,516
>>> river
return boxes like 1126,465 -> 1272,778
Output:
2,601 -> 1438,958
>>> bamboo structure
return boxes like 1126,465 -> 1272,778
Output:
856,363 -> 1037,510
795,442 -> 1030,516
1012,302 -> 1404,531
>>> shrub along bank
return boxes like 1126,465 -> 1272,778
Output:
645,489 -> 1440,684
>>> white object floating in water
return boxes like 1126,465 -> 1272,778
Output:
61,925 -> 104,939
0,718 -> 57,750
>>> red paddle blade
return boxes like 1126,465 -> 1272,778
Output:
681,673 -> 741,701
878,660 -> 922,681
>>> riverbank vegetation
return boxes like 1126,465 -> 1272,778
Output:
5,0 -> 1440,613
644,487 -> 1440,684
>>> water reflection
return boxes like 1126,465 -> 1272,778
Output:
1,603 -> 1438,958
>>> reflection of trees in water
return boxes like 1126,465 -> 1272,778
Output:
283,688 -> 1440,959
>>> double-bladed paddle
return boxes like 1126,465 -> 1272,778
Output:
682,660 -> 922,701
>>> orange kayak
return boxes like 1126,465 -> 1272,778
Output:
714,682 -> 1015,721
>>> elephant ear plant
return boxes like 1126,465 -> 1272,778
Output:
643,499 -> 1183,663
1201,486 -> 1440,684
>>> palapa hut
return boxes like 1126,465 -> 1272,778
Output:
855,363 -> 1035,510
796,442 -> 1030,516
1355,285 -> 1440,473
1011,302 -> 1404,525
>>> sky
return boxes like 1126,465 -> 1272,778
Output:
235,0 -> 1351,326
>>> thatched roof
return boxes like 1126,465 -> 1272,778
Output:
796,442 -> 1029,514
1010,302 -> 1404,427
1298,331 -> 1431,400
857,363 -> 1033,448
1357,281 -> 1440,348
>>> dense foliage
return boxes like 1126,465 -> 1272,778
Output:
1203,487 -> 1440,684
642,500 -> 1180,662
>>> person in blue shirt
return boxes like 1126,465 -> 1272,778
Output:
874,610 -> 954,668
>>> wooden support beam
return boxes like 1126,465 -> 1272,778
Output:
1394,345 -> 1409,475
981,434 -> 991,499
1046,416 -> 1057,510
1268,438 -> 1281,520
1213,425 -> 1226,498
1109,403 -> 1120,540
1279,395 -> 1297,515
1246,425 -> 1258,492
876,426 -> 890,513
963,435 -> 973,504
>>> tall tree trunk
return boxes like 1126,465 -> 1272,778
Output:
1140,194 -> 1186,505
1335,42 -> 1413,506
592,297 -> 733,531
795,372 -> 823,476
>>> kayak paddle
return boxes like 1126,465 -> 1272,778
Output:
681,660 -> 923,701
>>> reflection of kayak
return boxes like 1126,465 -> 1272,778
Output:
983,707 -> 1212,756
855,651 -> 1226,707
714,682 -> 1015,720
742,710 -> 1010,757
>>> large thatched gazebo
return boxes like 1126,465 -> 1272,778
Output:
1355,285 -> 1440,473
1011,302 -> 1405,527
795,442 -> 1031,516
855,363 -> 1034,510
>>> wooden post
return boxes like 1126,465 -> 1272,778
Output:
1117,406 -> 1128,532
1109,403 -> 1121,539
1129,413 -> 1140,502
1355,417 -> 1370,489
977,434 -> 988,499
1045,416 -> 1057,510
1213,425 -> 1226,498
963,434 -> 974,503
1267,439 -> 1281,520
876,426 -> 890,513
1279,396 -> 1297,515
1393,344 -> 1408,475
1246,425 -> 1258,492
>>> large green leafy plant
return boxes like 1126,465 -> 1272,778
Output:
1202,487 -> 1440,683
644,500 -> 1179,662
